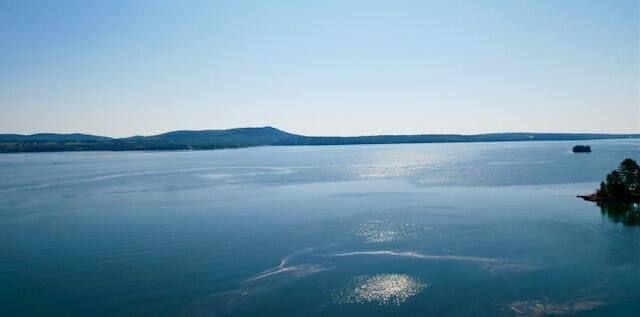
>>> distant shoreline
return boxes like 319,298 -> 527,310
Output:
1,127 -> 639,153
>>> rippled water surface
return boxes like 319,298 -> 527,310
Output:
1,140 -> 639,316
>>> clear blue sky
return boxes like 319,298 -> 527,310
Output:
1,0 -> 638,137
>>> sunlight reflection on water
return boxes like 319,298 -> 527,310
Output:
335,273 -> 426,306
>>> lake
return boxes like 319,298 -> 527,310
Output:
1,140 -> 639,316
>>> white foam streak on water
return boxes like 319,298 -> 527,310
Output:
244,251 -> 324,282
245,266 -> 301,281
333,250 -> 500,263
333,250 -> 534,272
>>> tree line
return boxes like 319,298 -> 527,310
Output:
596,158 -> 640,202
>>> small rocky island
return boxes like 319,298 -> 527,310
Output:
572,145 -> 591,153
578,158 -> 640,203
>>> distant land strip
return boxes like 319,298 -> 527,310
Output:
1,127 -> 639,153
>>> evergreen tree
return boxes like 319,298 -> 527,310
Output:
617,158 -> 640,191
598,159 -> 639,201
604,170 -> 628,200
597,181 -> 608,198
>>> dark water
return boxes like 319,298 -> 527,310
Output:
1,140 -> 639,316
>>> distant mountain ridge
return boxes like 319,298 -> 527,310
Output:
1,127 -> 639,153
0,133 -> 112,142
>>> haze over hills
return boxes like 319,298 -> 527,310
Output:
0,127 -> 639,153
0,133 -> 112,142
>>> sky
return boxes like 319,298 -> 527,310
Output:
1,0 -> 638,137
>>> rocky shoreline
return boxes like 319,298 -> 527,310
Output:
577,193 -> 640,203
577,194 -> 600,202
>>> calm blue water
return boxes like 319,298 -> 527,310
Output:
1,140 -> 639,316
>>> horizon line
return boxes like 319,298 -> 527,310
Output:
2,126 -> 640,139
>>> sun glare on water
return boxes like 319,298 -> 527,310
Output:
337,273 -> 426,306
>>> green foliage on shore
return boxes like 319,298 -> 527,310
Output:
596,158 -> 640,202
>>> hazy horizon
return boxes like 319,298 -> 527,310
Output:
2,0 -> 639,137
3,125 -> 640,139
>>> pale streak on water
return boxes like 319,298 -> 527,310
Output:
332,250 -> 501,263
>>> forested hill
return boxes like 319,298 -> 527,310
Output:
1,127 -> 639,153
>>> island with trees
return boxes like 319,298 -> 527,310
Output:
578,158 -> 640,203
579,158 -> 640,226
572,145 -> 591,153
